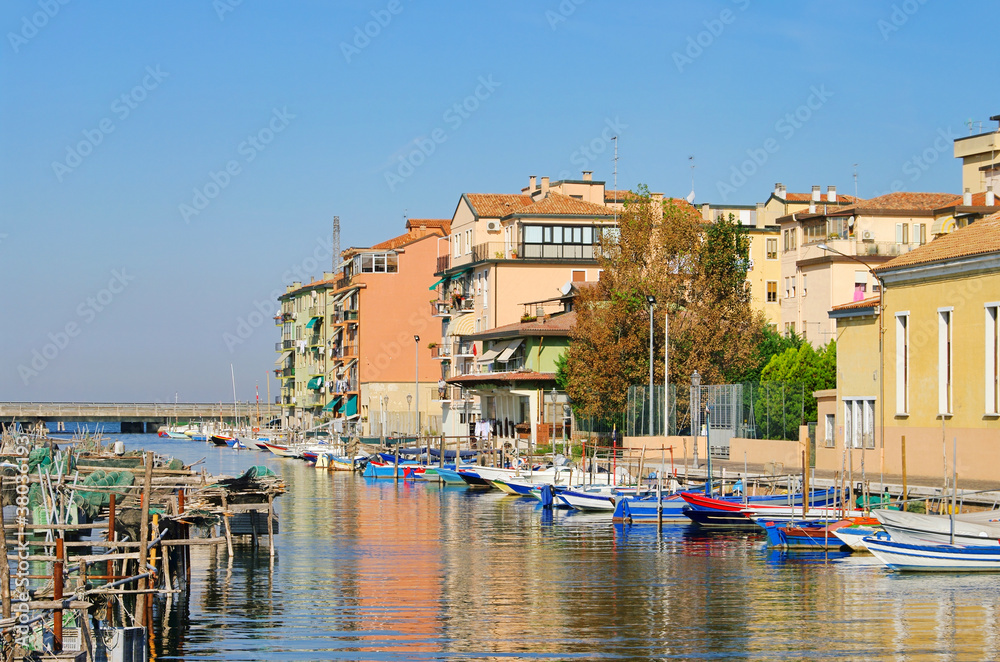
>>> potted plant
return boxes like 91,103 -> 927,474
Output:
427,342 -> 437,349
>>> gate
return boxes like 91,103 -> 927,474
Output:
691,383 -> 743,460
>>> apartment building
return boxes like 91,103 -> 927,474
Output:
820,211 -> 1000,483
775,190 -> 999,344
954,114 -> 1000,195
276,219 -> 449,435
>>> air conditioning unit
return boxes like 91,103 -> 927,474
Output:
747,258 -> 755,271
107,626 -> 147,662
486,220 -> 500,232
862,230 -> 873,240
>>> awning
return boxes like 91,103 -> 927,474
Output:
307,376 -> 324,390
427,275 -> 452,291
496,338 -> 524,362
449,313 -> 475,337
306,316 -> 322,329
323,396 -> 343,412
344,394 -> 359,418
274,349 -> 293,365
477,345 -> 502,363
342,357 -> 358,371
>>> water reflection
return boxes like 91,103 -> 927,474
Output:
118,436 -> 1000,660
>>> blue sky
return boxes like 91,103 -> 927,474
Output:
1,1 -> 994,402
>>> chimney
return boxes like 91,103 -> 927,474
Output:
756,202 -> 765,228
811,185 -> 821,202
582,171 -> 592,181
964,187 -> 972,205
529,175 -> 536,191
701,203 -> 711,221
323,271 -> 333,280
541,176 -> 550,196
987,186 -> 995,206
536,306 -> 545,318
827,185 -> 837,203
809,201 -> 816,214
774,182 -> 784,198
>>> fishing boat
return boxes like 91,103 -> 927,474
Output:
159,430 -> 189,440
831,523 -> 882,552
362,460 -> 425,479
613,488 -> 840,525
756,517 -> 880,550
680,489 -> 842,530
865,534 -> 1000,572
259,442 -> 301,458
874,509 -> 1000,546
434,467 -> 470,484
211,435 -> 235,447
557,486 -> 619,511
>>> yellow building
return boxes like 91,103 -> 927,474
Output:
954,115 -> 1000,195
821,211 -> 1000,483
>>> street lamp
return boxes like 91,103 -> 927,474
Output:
646,295 -> 656,437
691,370 -> 700,472
818,242 -> 885,484
414,335 -> 420,439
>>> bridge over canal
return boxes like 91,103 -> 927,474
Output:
0,402 -> 280,432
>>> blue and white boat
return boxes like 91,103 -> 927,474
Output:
865,534 -> 1000,572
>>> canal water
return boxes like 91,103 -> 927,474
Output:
113,434 -> 1000,661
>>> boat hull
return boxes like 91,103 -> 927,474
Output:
866,535 -> 1000,572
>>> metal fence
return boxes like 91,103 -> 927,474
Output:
367,412 -> 443,438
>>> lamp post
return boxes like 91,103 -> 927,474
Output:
705,403 -> 713,496
646,295 -> 656,437
691,370 -> 701,472
550,387 -> 558,456
382,395 -> 389,440
414,335 -> 420,440
818,242 -> 885,486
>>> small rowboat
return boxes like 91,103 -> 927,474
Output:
865,533 -> 1000,572
159,431 -> 189,440
210,435 -> 235,447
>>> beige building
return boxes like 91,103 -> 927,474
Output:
819,211 -> 1000,483
954,114 -> 1000,195
775,191 -> 999,344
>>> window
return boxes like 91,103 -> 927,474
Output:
353,252 -> 398,273
895,223 -> 909,244
939,308 -> 953,415
784,322 -> 796,337
790,229 -> 797,250
824,413 -> 835,448
790,276 -> 796,298
766,238 -> 777,260
802,274 -> 808,297
915,223 -> 927,245
766,281 -> 777,303
520,224 -> 597,259
854,270 -> 867,298
784,277 -> 790,298
844,398 -> 875,449
987,304 -> 999,415
465,229 -> 472,255
454,233 -> 461,258
572,269 -> 586,282
783,230 -> 789,253
896,313 -> 909,415
802,321 -> 807,341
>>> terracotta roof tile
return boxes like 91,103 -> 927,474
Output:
463,311 -> 577,340
958,192 -> 1000,208
875,211 -> 1000,272
782,192 -> 862,204
516,193 -> 614,217
831,294 -> 881,311
465,193 -> 533,217
405,218 -> 452,233
371,224 -> 448,251
858,192 -> 961,211
447,371 -> 556,385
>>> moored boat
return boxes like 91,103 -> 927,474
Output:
874,508 -> 1000,546
865,534 -> 1000,572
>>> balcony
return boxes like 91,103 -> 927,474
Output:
430,344 -> 452,359
454,341 -> 475,357
431,300 -> 452,317
799,237 -> 919,263
307,306 -> 322,318
436,255 -> 451,273
471,242 -> 514,262
518,242 -> 596,260
276,339 -> 296,351
335,275 -> 351,290
275,367 -> 295,379
307,334 -> 324,348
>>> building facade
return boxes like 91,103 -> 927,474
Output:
821,212 -> 1000,483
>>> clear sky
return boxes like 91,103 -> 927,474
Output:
1,1 -> 995,403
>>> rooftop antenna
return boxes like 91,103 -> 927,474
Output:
613,135 -> 619,223
332,215 -> 340,272
853,164 -> 858,201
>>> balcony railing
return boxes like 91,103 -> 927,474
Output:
431,301 -> 452,317
275,368 -> 295,379
276,339 -> 296,350
335,276 -> 351,290
471,242 -> 514,262
330,343 -> 359,359
518,242 -> 596,260
455,341 -> 475,357
430,344 -> 452,359
330,310 -> 360,324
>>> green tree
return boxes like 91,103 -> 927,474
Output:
563,190 -> 765,424
731,323 -> 804,384
752,341 -> 836,440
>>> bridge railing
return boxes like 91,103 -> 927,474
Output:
0,402 -> 280,420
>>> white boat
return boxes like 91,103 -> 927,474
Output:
865,534 -> 1000,572
557,486 -> 619,511
874,509 -> 1000,546
831,524 -> 882,552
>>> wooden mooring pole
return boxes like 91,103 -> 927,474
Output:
901,435 -> 908,511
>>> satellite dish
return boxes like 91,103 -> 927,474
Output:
560,281 -> 573,295
686,190 -> 696,204
848,216 -> 855,228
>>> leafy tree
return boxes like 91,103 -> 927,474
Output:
731,323 -> 804,384
752,341 -> 836,439
563,189 -> 765,423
